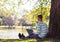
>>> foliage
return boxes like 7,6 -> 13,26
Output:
0,0 -> 51,25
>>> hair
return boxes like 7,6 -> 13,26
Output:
38,15 -> 43,19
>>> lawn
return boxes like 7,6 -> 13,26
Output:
0,39 -> 59,42
0,39 -> 51,42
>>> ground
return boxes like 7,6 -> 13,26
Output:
0,26 -> 36,39
0,26 -> 60,42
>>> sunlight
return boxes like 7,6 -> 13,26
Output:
0,0 -> 40,19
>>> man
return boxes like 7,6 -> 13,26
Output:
18,15 -> 48,39
35,15 -> 48,39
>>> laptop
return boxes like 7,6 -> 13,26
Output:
26,29 -> 34,35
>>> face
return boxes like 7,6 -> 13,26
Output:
37,17 -> 41,21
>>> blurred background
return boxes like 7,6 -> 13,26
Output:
0,0 -> 51,39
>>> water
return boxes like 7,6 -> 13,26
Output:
0,26 -> 36,39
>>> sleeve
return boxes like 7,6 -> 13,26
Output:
35,23 -> 41,34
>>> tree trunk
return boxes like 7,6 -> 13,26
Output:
49,0 -> 60,38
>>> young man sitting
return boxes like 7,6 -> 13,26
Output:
18,15 -> 48,39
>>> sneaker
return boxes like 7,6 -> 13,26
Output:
18,33 -> 22,38
21,34 -> 25,39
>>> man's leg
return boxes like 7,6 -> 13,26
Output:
26,33 -> 41,39
32,33 -> 41,39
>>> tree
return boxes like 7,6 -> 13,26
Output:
49,0 -> 60,38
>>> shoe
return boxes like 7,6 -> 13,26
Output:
21,34 -> 25,39
18,33 -> 22,39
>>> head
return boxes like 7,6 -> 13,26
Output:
37,15 -> 42,21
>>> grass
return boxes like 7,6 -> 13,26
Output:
0,39 -> 60,42
0,39 -> 37,42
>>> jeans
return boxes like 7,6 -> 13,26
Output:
18,33 -> 41,39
